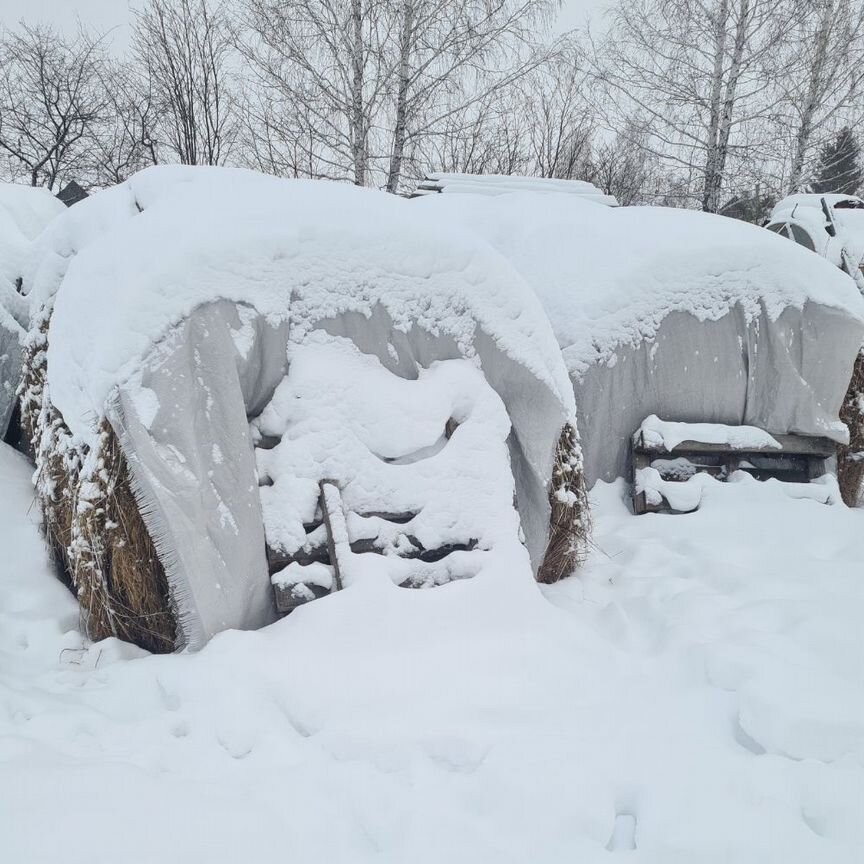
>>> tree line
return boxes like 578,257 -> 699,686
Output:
0,0 -> 861,218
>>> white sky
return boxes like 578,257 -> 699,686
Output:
0,0 -> 611,50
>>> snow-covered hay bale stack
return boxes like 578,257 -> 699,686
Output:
17,315 -> 175,652
418,192 -> 864,486
15,166 -> 584,651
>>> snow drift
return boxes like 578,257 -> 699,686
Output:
16,166 -> 585,651
417,192 -> 864,485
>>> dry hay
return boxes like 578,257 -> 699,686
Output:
18,312 -> 175,653
838,347 -> 864,507
537,422 -> 591,584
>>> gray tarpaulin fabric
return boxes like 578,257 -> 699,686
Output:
574,301 -> 863,486
109,299 -> 569,650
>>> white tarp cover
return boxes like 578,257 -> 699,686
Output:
30,166 -> 577,648
417,192 -> 864,484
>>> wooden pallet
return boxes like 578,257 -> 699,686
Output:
631,429 -> 836,515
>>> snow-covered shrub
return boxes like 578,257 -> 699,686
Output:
537,423 -> 590,583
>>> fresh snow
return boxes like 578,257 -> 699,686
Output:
0,183 -> 65,333
638,414 -> 782,451
255,333 -> 523,587
635,465 -> 841,511
416,192 -> 864,377
33,166 -> 572,443
2,438 -> 864,863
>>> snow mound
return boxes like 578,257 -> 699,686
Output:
416,192 -> 864,377
35,166 -> 572,443
2,438 -> 864,862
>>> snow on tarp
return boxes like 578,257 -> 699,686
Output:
0,183 -> 65,432
417,191 -> 864,484
35,166 -> 579,648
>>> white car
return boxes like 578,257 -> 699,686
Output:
766,193 -> 864,288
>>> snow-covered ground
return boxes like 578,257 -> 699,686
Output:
1,440 -> 863,863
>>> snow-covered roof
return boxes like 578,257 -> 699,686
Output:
32,166 -> 574,443
415,192 -> 864,378
412,172 -> 619,206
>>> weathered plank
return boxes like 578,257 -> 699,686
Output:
632,431 -> 836,457
319,480 -> 348,592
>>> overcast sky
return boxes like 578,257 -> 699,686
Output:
0,0 -> 611,50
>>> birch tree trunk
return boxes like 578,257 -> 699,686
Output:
350,0 -> 368,186
386,0 -> 415,193
702,0 -> 729,212
788,0 -> 836,192
707,0 -> 750,212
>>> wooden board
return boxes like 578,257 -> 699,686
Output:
632,431 -> 836,457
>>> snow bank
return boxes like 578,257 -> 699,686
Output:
3,439 -> 863,862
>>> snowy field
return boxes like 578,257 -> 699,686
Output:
1,439 -> 863,863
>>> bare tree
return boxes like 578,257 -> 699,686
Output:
587,122 -> 659,205
239,0 -> 392,186
0,24 -> 106,189
520,46 -> 594,180
85,62 -> 160,186
133,0 -> 237,166
383,0 -> 556,192
239,0 -> 555,190
423,89 -> 532,176
780,0 -> 864,193
593,0 -> 793,212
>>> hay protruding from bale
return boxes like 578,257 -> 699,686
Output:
19,311 -> 175,653
838,347 -> 864,507
537,422 -> 591,584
